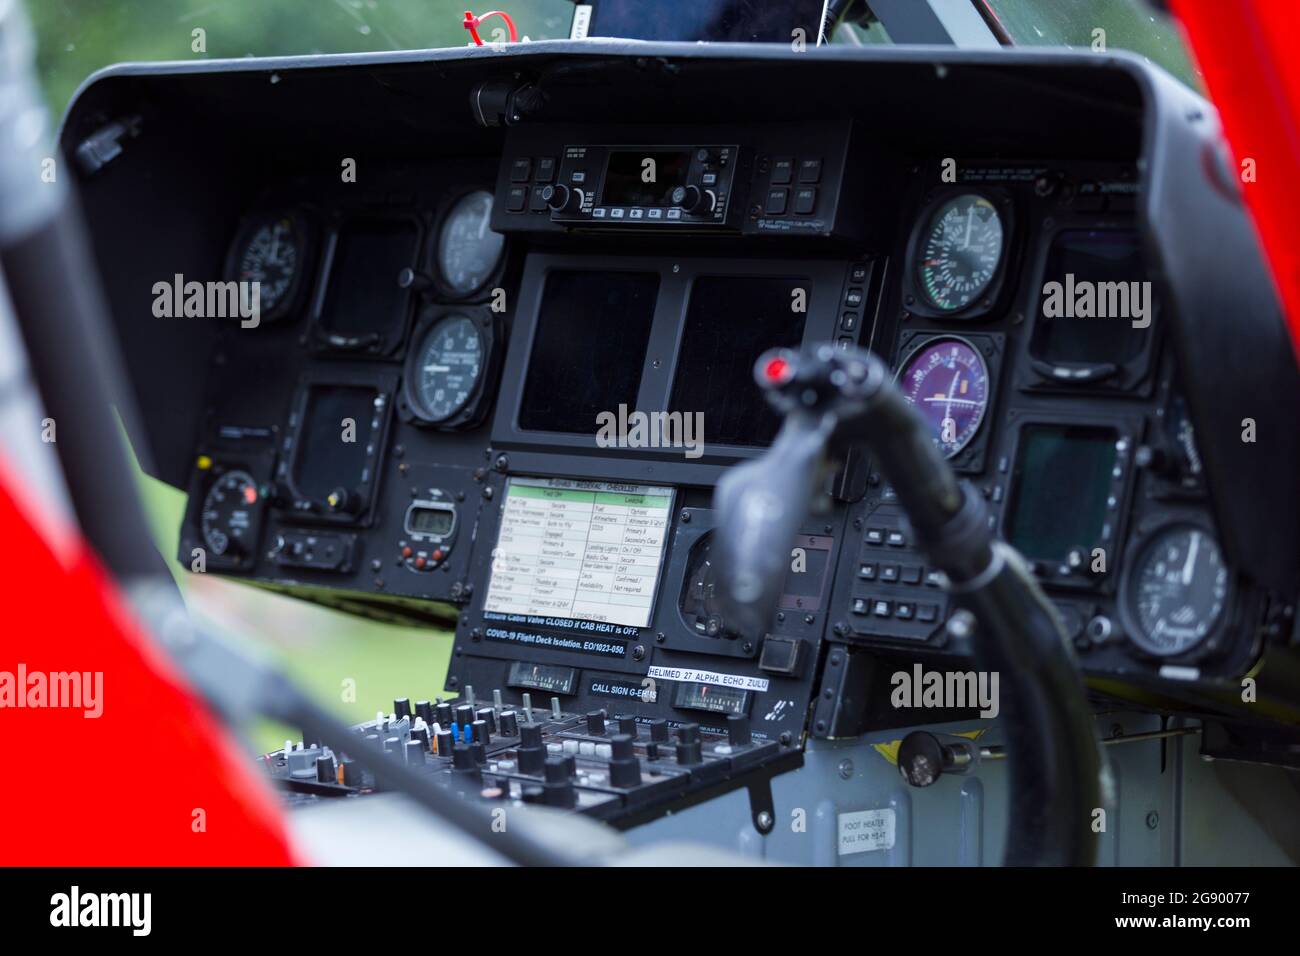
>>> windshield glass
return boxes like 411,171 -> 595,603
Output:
984,0 -> 1200,87
34,0 -> 1200,114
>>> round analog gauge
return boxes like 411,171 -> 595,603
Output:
201,470 -> 260,558
233,214 -> 305,318
897,337 -> 990,458
1126,526 -> 1228,657
916,193 -> 1005,312
437,190 -> 505,297
410,314 -> 485,424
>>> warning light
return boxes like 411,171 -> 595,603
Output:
196,455 -> 212,470
763,355 -> 792,383
242,485 -> 258,505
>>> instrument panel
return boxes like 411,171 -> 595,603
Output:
178,136 -> 1280,720
63,44 -> 1300,815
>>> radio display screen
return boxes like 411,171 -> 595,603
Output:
670,276 -> 809,446
601,150 -> 691,207
519,270 -> 659,434
1006,424 -> 1118,562
483,477 -> 674,629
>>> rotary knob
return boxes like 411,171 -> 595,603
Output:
671,184 -> 716,216
543,183 -> 585,214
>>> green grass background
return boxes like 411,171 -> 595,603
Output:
138,472 -> 456,752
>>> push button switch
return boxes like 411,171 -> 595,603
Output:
770,156 -> 794,184
765,188 -> 789,215
798,158 -> 823,183
793,186 -> 817,215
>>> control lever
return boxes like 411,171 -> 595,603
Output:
714,344 -> 1102,866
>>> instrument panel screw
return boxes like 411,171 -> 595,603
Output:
1146,812 -> 1159,830
804,614 -> 814,625
632,645 -> 645,661
742,642 -> 753,653
780,732 -> 792,745
482,486 -> 494,500
832,622 -> 846,636
655,632 -> 666,643
852,517 -> 863,530
838,759 -> 854,780
494,454 -> 509,472
680,510 -> 691,523
755,811 -> 774,833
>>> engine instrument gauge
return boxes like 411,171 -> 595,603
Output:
1125,525 -> 1228,657
227,211 -> 312,322
896,337 -> 990,458
404,313 -> 487,426
915,193 -> 1005,313
436,190 -> 505,298
201,470 -> 261,559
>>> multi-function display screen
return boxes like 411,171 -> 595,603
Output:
1006,424 -> 1118,562
601,150 -> 691,207
670,276 -> 810,446
290,385 -> 377,503
1031,230 -> 1147,367
484,477 -> 674,628
519,270 -> 659,434
319,220 -> 418,336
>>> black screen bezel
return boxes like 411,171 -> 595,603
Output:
489,253 -> 848,471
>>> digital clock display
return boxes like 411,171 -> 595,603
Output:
407,505 -> 454,537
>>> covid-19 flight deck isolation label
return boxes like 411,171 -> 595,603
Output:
483,477 -> 674,629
